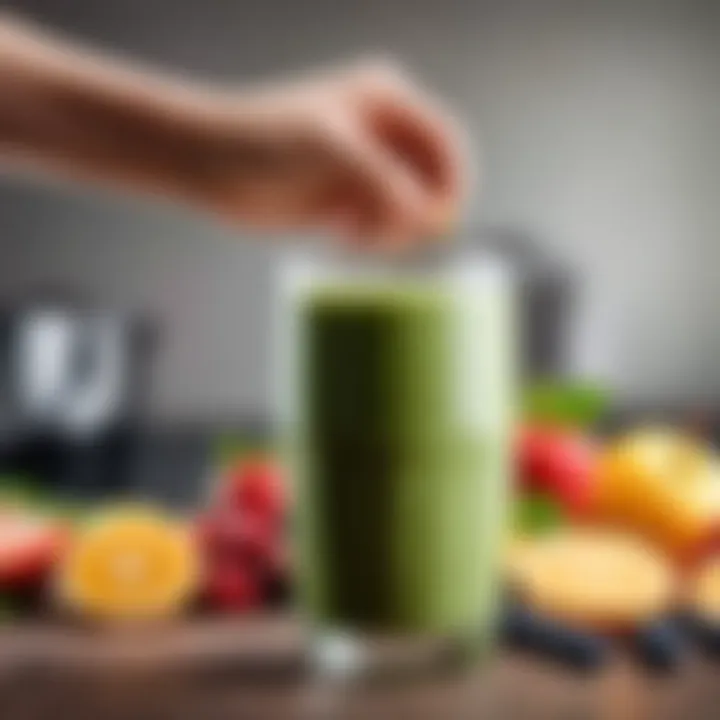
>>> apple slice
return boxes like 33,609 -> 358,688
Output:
0,510 -> 69,588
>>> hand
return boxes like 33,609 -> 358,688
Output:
195,62 -> 465,248
0,15 -> 465,249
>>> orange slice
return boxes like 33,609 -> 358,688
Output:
58,506 -> 199,620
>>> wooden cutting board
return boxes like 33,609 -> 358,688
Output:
0,615 -> 717,720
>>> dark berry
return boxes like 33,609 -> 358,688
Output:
200,511 -> 275,560
261,544 -> 293,607
204,563 -> 261,613
633,620 -> 685,672
501,606 -> 610,671
685,614 -> 720,658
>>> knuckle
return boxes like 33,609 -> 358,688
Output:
309,112 -> 356,155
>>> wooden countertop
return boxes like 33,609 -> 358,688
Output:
0,615 -> 717,720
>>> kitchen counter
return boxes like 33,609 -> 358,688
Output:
0,616 -> 717,719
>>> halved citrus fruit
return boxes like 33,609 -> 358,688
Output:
58,506 -> 199,620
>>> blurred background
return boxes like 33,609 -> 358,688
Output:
0,0 -> 718,501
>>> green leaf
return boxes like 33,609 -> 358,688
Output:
214,434 -> 276,469
513,494 -> 565,536
523,380 -> 608,428
0,476 -> 49,507
0,476 -> 87,522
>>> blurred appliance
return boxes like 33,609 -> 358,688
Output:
472,227 -> 575,380
0,294 -> 157,498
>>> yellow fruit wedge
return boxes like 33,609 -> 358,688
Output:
595,428 -> 720,560
506,529 -> 675,631
58,506 -> 199,621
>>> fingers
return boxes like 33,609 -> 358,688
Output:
351,63 -> 466,235
372,96 -> 465,232
322,118 -> 430,249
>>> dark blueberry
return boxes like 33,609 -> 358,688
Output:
700,624 -> 720,657
684,613 -> 720,658
633,620 -> 685,672
501,605 -> 610,671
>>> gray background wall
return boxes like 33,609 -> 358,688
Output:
1,0 -> 718,419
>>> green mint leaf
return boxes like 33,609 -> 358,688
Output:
524,380 -> 608,428
514,494 -> 565,536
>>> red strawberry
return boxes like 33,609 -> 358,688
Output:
224,457 -> 287,523
517,426 -> 597,517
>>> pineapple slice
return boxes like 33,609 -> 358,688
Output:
507,529 -> 674,631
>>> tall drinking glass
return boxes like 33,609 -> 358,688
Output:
274,247 -> 515,679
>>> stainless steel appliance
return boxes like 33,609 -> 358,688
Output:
0,294 -> 156,498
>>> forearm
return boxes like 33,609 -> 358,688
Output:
0,14 -> 239,200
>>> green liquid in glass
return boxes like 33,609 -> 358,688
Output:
293,284 -> 511,638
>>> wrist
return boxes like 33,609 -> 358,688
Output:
154,89 -> 290,208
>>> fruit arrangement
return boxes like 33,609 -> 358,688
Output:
0,447 -> 289,624
0,382 -> 718,679
508,382 -> 720,671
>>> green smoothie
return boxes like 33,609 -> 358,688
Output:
292,282 -> 512,636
